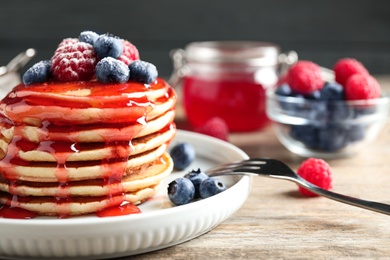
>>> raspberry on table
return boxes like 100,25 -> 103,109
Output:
287,61 -> 324,95
195,117 -> 229,141
51,42 -> 98,82
118,39 -> 140,65
345,74 -> 381,100
333,58 -> 369,86
297,158 -> 332,197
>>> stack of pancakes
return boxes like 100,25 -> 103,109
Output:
0,78 -> 176,217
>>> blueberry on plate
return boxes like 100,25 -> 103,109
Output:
167,178 -> 195,206
199,177 -> 226,199
22,60 -> 52,85
79,31 -> 99,46
94,34 -> 123,59
95,57 -> 129,83
170,142 -> 196,170
184,169 -> 209,198
128,60 -> 158,84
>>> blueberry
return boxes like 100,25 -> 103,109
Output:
305,90 -> 322,100
317,125 -> 349,151
22,60 -> 52,85
327,102 -> 354,121
170,142 -> 195,170
94,34 -> 123,59
347,125 -> 366,142
167,178 -> 195,205
290,125 -> 319,149
320,82 -> 345,101
275,84 -> 293,96
199,177 -> 226,199
95,57 -> 129,83
79,31 -> 99,46
184,169 -> 209,198
128,60 -> 158,84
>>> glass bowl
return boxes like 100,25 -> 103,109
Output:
266,89 -> 390,158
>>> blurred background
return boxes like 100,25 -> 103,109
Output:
1,0 -> 390,78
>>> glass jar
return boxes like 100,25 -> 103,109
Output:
169,41 -> 297,132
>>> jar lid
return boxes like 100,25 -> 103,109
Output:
184,41 -> 280,66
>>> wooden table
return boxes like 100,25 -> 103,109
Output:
128,76 -> 390,259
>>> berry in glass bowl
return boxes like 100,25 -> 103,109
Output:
266,59 -> 389,158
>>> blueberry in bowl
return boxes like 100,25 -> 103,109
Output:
266,59 -> 389,158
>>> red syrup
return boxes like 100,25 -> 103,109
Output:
0,79 -> 174,219
0,204 -> 37,219
183,76 -> 270,132
96,202 -> 141,217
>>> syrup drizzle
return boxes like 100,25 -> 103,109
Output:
0,79 -> 175,218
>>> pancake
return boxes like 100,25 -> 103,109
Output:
0,153 -> 173,216
0,78 -> 177,217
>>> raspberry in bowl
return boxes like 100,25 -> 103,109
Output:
266,59 -> 389,158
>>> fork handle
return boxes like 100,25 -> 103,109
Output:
293,176 -> 390,216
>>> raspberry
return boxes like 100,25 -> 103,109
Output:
51,42 -> 98,82
195,117 -> 229,141
297,158 -> 332,197
57,38 -> 79,48
118,39 -> 140,65
287,61 -> 324,95
333,58 -> 369,86
345,74 -> 381,100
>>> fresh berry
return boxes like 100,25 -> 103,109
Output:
195,117 -> 229,141
287,61 -> 324,95
170,142 -> 196,170
296,158 -> 332,197
167,177 -> 195,206
319,82 -> 345,101
51,42 -> 98,82
79,31 -> 99,46
22,60 -> 52,85
57,38 -> 79,48
128,60 -> 158,84
184,169 -> 209,198
118,39 -> 140,65
333,58 -> 369,86
94,34 -> 123,59
290,125 -> 319,149
275,84 -> 293,97
199,177 -> 226,199
344,74 -> 381,100
95,57 -> 129,83
317,126 -> 349,151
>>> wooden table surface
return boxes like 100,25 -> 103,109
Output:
128,76 -> 390,259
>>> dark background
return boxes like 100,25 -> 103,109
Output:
1,0 -> 390,78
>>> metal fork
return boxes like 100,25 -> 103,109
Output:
207,158 -> 390,216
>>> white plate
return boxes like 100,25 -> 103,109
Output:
0,130 -> 251,259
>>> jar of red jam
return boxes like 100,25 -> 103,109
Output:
170,41 -> 297,132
